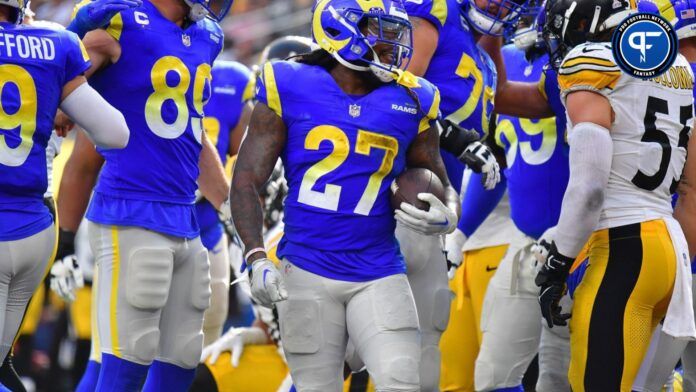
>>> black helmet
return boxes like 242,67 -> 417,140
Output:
258,36 -> 316,65
543,0 -> 635,67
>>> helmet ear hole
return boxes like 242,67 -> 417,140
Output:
326,27 -> 341,38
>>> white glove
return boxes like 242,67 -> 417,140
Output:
461,141 -> 500,190
445,228 -> 467,280
49,255 -> 84,302
249,258 -> 288,308
395,193 -> 458,236
200,326 -> 268,367
532,226 -> 557,267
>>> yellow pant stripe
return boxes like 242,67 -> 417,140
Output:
92,264 -> 101,363
110,226 -> 122,358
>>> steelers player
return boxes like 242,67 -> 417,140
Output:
231,0 -> 460,390
399,0 -> 528,388
0,1 -> 130,392
55,0 -> 232,389
536,0 -> 695,390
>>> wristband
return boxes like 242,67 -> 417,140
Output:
244,247 -> 266,261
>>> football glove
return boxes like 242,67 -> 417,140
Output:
248,258 -> 288,308
200,326 -> 268,367
50,255 -> 84,302
67,0 -> 142,38
445,228 -> 467,279
395,193 -> 458,236
532,226 -> 556,266
461,142 -> 500,190
535,242 -> 573,328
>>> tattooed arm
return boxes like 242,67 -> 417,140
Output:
406,125 -> 461,219
230,102 -> 287,263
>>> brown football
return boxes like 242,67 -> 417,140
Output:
390,168 -> 446,211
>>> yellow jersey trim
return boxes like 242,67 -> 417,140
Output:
263,62 -> 282,117
71,0 -> 90,21
538,72 -> 548,101
419,88 -> 440,133
430,0 -> 448,27
110,226 -> 122,358
106,13 -> 124,42
242,76 -> 255,102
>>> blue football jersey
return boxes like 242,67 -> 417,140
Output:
0,23 -> 90,241
691,63 -> 696,101
405,0 -> 497,192
495,45 -> 569,238
196,60 -> 252,250
85,0 -> 223,239
256,61 -> 440,282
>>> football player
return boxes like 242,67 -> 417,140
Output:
54,0 -> 232,389
536,0 -> 695,390
400,0 -> 527,388
0,0 -> 130,390
231,0 -> 459,390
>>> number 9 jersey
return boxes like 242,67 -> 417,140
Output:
85,0 -> 223,238
256,61 -> 440,282
0,24 -> 90,241
558,43 -> 695,229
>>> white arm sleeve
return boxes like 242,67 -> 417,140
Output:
59,83 -> 130,149
554,122 -> 613,257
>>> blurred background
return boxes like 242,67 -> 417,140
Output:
16,2 -> 315,391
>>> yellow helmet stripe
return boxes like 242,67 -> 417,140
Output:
312,0 -> 351,54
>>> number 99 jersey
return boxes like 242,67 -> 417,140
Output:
0,24 -> 90,241
558,43 -> 695,229
85,1 -> 223,238
256,61 -> 439,282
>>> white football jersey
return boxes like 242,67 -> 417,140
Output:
559,43 -> 695,229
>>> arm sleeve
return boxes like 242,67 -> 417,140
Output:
62,31 -> 91,83
457,172 -> 507,237
60,83 -> 130,149
553,122 -> 613,257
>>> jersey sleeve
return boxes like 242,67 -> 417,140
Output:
256,61 -> 285,118
404,0 -> 448,31
539,65 -> 565,118
414,78 -> 441,133
61,30 -> 91,83
557,43 -> 621,101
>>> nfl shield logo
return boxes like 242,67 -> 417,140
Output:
349,104 -> 361,118
182,34 -> 191,47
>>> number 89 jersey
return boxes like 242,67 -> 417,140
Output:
256,61 -> 439,282
558,43 -> 695,230
86,0 -> 223,238
0,24 -> 90,241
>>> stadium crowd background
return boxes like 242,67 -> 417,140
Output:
14,3 -> 312,391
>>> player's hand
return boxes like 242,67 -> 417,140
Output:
50,255 -> 85,302
461,142 -> 500,190
54,110 -> 74,137
532,226 -> 556,266
395,193 -> 458,236
248,258 -> 288,308
200,326 -> 268,367
68,0 -> 142,37
535,242 -> 573,328
445,228 -> 467,279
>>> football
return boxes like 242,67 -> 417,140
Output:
390,168 -> 446,211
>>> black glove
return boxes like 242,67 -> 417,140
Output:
535,242 -> 574,328
55,228 -> 76,261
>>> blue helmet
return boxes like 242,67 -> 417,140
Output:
312,0 -> 413,82
505,0 -> 545,49
460,0 -> 530,36
184,0 -> 233,22
636,0 -> 696,39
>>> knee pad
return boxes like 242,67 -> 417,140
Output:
381,351 -> 420,391
126,248 -> 173,310
431,288 -> 453,333
168,319 -> 205,369
279,300 -> 321,354
127,318 -> 160,364
372,277 -> 419,332
190,250 -> 211,312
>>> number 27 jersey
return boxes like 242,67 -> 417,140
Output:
256,61 -> 439,281
558,43 -> 694,229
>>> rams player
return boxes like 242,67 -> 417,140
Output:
0,0 -> 129,390
400,0 -> 527,388
55,0 -> 232,389
536,0 -> 695,390
231,0 -> 460,390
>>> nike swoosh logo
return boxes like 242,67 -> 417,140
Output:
434,219 -> 449,226
486,265 -> 497,272
581,47 -> 601,53
263,269 -> 270,288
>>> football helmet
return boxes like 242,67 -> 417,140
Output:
543,0 -> 635,68
506,0 -> 544,49
461,0 -> 530,36
312,0 -> 413,82
184,0 -> 232,22
258,35 -> 317,65
0,0 -> 28,24
636,0 -> 696,39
